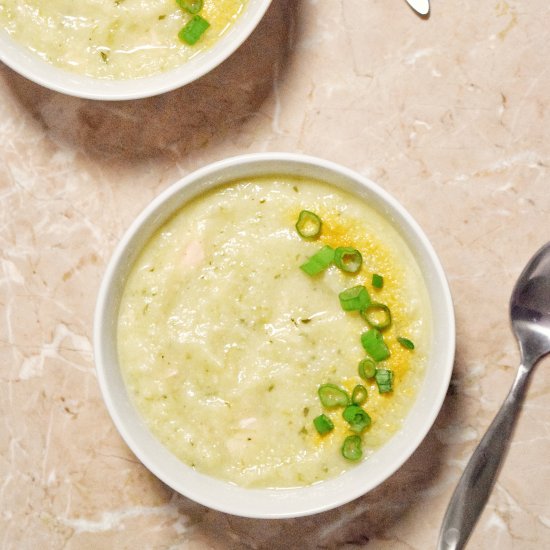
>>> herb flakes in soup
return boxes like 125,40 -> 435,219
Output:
0,0 -> 247,79
117,177 -> 431,488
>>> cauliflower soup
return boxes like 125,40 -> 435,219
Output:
117,176 -> 431,488
0,0 -> 246,79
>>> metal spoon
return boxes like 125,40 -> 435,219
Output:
437,241 -> 550,550
405,0 -> 430,16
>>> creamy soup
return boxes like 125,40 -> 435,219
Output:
0,0 -> 246,79
117,177 -> 431,488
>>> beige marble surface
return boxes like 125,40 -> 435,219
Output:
1,0 -> 550,548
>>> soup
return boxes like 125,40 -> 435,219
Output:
0,0 -> 246,79
117,177 -> 431,488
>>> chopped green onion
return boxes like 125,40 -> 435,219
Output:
358,357 -> 377,380
338,285 -> 371,311
361,328 -> 391,361
313,414 -> 334,435
351,384 -> 368,405
397,336 -> 415,350
333,247 -> 362,273
178,15 -> 210,45
318,383 -> 350,408
341,434 -> 362,461
295,210 -> 322,239
343,405 -> 372,433
372,273 -> 384,289
361,302 -> 392,330
176,0 -> 203,14
300,245 -> 334,276
374,368 -> 394,393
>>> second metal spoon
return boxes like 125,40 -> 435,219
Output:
437,241 -> 550,550
405,0 -> 430,16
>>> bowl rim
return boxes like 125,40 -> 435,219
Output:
0,0 -> 272,100
94,152 -> 455,518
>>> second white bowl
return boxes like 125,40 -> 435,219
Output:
94,153 -> 455,518
0,0 -> 272,100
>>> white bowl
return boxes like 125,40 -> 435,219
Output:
94,153 -> 455,518
0,0 -> 271,100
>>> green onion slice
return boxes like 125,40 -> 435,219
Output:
318,383 -> 350,408
397,336 -> 415,350
333,247 -> 362,273
372,273 -> 384,289
341,434 -> 363,461
360,328 -> 391,361
358,357 -> 377,380
343,405 -> 372,433
351,384 -> 368,406
176,0 -> 203,14
361,302 -> 392,330
374,368 -> 394,393
313,414 -> 334,435
178,15 -> 210,45
295,210 -> 322,239
338,285 -> 371,311
300,245 -> 334,276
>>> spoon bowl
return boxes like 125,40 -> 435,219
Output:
438,241 -> 550,550
511,246 -> 550,365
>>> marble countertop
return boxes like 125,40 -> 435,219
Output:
1,1 -> 549,548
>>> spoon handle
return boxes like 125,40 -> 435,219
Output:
437,363 -> 532,550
